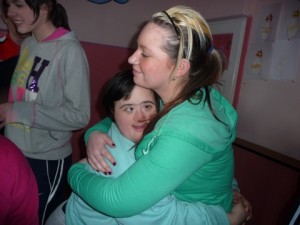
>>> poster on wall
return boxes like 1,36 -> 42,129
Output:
212,33 -> 233,70
244,0 -> 300,81
208,16 -> 248,107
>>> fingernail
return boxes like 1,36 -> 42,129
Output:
112,162 -> 116,166
112,143 -> 116,147
103,172 -> 107,176
108,171 -> 112,175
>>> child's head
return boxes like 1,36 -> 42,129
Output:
102,70 -> 160,142
3,0 -> 70,35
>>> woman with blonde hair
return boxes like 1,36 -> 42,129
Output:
69,5 -> 251,225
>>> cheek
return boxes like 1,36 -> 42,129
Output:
145,110 -> 157,119
114,114 -> 132,135
144,59 -> 173,79
140,60 -> 157,74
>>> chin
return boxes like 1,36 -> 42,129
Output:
133,77 -> 146,88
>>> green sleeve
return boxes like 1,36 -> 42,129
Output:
83,117 -> 112,144
68,164 -> 229,225
68,136 -> 214,217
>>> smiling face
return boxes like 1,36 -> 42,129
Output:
128,22 -> 177,102
113,85 -> 157,143
6,0 -> 51,40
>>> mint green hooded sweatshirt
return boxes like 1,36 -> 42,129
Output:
69,87 -> 236,217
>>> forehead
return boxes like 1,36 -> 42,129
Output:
115,85 -> 155,105
138,22 -> 167,48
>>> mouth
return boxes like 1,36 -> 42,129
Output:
133,123 -> 147,131
12,19 -> 23,26
132,68 -> 142,76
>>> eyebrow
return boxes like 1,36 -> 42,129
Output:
138,44 -> 150,52
119,100 -> 156,109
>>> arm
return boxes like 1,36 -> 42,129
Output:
69,136 -> 216,217
175,199 -> 250,225
84,117 -> 116,171
69,163 -> 249,225
84,117 -> 112,144
130,196 -> 232,225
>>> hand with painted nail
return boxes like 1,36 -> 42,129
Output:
86,131 -> 116,173
227,191 -> 252,225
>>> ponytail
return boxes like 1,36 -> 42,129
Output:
50,3 -> 70,30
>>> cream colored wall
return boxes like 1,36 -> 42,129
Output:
58,0 -> 248,48
236,0 -> 300,160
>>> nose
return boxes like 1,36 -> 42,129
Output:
7,4 -> 16,17
128,50 -> 138,65
134,108 -> 147,122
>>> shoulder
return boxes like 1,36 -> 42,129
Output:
164,88 -> 237,127
56,31 -> 82,48
153,90 -> 237,151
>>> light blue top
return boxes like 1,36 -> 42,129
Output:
66,123 -> 229,225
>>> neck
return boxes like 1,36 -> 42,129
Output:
33,21 -> 56,42
158,80 -> 184,104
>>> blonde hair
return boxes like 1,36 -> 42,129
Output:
142,5 -> 226,136
150,5 -> 223,82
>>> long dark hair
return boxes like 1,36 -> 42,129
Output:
29,0 -> 70,29
1,0 -> 70,30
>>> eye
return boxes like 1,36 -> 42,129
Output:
123,106 -> 134,113
143,104 -> 155,112
141,52 -> 148,58
13,0 -> 25,7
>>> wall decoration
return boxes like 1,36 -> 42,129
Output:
245,0 -> 300,81
208,16 -> 249,107
213,33 -> 233,70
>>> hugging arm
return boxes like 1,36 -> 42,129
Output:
70,135 -> 233,215
69,162 -> 250,225
85,117 -> 115,172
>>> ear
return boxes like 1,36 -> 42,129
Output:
176,58 -> 190,78
40,4 -> 49,17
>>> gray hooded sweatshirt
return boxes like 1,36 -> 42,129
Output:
5,28 -> 90,160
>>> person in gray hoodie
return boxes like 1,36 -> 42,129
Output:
0,0 -> 90,224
